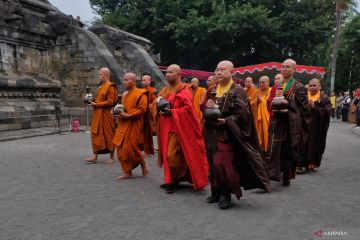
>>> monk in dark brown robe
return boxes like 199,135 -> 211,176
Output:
300,78 -> 331,172
267,59 -> 310,186
113,72 -> 153,179
85,67 -> 118,164
203,61 -> 271,209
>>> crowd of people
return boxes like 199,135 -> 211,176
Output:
332,90 -> 360,128
83,59 -> 339,209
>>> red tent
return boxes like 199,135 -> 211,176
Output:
159,62 -> 326,84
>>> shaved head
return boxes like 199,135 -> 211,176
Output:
123,72 -> 137,90
215,60 -> 234,84
99,67 -> 111,83
191,78 -> 199,88
259,76 -> 270,90
166,64 -> 182,85
274,73 -> 283,85
308,78 -> 321,95
245,77 -> 253,88
281,59 -> 296,80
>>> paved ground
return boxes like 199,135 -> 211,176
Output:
0,122 -> 359,240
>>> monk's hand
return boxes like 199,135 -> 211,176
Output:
216,118 -> 226,125
159,108 -> 172,116
309,100 -> 315,108
88,101 -> 97,107
257,94 -> 262,103
119,112 -> 131,119
275,89 -> 283,97
207,99 -> 216,108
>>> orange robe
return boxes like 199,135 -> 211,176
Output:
91,82 -> 118,154
145,86 -> 157,135
246,86 -> 260,133
191,87 -> 206,123
257,88 -> 271,152
113,88 -> 153,174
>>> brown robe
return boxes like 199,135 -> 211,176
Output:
267,80 -> 310,182
203,83 -> 271,199
303,92 -> 331,167
113,88 -> 153,174
91,82 -> 118,154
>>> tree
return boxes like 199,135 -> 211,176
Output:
89,0 -> 357,75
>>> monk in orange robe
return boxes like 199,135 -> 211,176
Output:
190,77 -> 206,123
245,77 -> 260,132
141,73 -> 157,136
257,76 -> 271,152
85,67 -> 118,164
113,72 -> 153,179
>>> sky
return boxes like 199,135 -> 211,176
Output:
49,0 -> 360,24
48,0 -> 97,23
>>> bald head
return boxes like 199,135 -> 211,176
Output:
215,60 -> 234,84
245,77 -> 253,88
99,67 -> 111,83
308,78 -> 321,95
281,59 -> 296,80
206,75 -> 217,88
259,76 -> 270,90
274,73 -> 283,85
191,78 -> 199,88
123,72 -> 137,90
166,64 -> 182,85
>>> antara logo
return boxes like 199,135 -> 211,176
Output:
314,229 -> 348,238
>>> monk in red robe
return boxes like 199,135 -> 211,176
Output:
113,72 -> 153,179
85,67 -> 118,164
157,64 -> 209,194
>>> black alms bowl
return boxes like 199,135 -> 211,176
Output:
203,108 -> 222,122
157,98 -> 172,113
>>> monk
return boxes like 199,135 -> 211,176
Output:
300,78 -> 331,172
206,75 -> 217,89
113,72 -> 153,179
190,77 -> 206,123
267,59 -> 310,186
274,73 -> 283,86
85,67 -> 118,164
157,64 -> 209,194
257,76 -> 271,152
141,73 -> 157,136
245,77 -> 260,132
203,60 -> 271,209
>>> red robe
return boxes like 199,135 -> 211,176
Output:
158,83 -> 209,190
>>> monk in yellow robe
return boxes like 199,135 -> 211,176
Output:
190,77 -> 206,123
141,73 -> 157,135
245,77 -> 260,132
113,72 -> 153,179
85,67 -> 118,164
257,76 -> 271,152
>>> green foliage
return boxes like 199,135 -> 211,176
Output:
89,0 -> 359,91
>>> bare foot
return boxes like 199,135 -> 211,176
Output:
141,162 -> 149,176
105,158 -> 114,164
117,173 -> 132,180
85,156 -> 97,163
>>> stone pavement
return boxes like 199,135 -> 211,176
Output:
0,122 -> 359,240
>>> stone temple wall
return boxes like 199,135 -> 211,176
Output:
0,0 -> 166,131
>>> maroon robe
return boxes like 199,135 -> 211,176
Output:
267,80 -> 310,182
203,83 -> 271,199
303,92 -> 331,167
